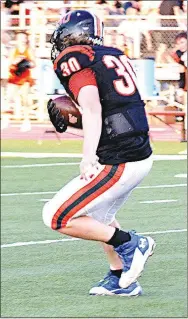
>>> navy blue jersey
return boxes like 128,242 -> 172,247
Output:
53,45 -> 152,164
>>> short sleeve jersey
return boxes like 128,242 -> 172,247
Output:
53,44 -> 152,164
53,45 -> 143,110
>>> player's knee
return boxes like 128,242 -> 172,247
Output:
42,201 -> 55,229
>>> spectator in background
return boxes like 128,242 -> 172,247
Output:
118,4 -> 153,57
139,1 -> 161,15
123,0 -> 140,15
179,0 -> 186,12
118,5 -> 139,57
92,0 -> 110,22
45,1 -> 63,25
109,1 -> 124,15
171,32 -> 187,105
1,1 -> 11,44
182,0 -> 187,13
156,0 -> 182,62
29,2 -> 47,29
5,0 -> 24,26
62,0 -> 71,14
178,0 -> 187,29
159,0 -> 181,27
5,0 -> 24,10
6,32 -> 36,132
44,1 -> 71,26
139,1 -> 161,57
1,1 -> 11,120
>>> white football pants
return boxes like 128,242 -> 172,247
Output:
42,155 -> 153,230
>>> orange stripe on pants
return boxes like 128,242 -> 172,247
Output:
51,164 -> 125,229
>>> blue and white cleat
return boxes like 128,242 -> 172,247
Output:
89,271 -> 142,296
115,232 -> 156,289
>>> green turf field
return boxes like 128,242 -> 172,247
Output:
1,139 -> 187,154
1,140 -> 187,318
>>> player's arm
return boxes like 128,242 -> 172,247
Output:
78,85 -> 102,178
68,67 -> 102,178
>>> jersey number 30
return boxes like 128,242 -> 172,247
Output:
103,55 -> 137,96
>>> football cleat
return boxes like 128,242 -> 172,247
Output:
115,232 -> 156,288
89,271 -> 142,296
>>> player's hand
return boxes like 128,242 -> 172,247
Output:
47,99 -> 68,133
80,157 -> 100,181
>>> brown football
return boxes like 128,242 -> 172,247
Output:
52,95 -> 82,129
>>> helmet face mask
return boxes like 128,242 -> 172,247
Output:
50,10 -> 104,60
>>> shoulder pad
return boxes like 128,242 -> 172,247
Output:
54,45 -> 95,72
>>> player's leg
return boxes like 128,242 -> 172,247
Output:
89,219 -> 130,296
42,164 -> 124,242
44,206 -> 142,296
84,156 -> 156,290
89,195 -> 133,295
42,157 -> 155,290
101,219 -> 123,270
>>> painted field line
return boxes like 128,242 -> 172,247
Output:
1,184 -> 187,197
1,152 -> 83,158
138,184 -> 186,189
175,174 -> 187,178
1,229 -> 187,249
2,163 -> 80,168
140,199 -> 177,204
1,238 -> 80,248
1,152 -> 187,160
153,155 -> 186,161
1,191 -> 56,197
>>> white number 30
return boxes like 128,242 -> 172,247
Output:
103,55 -> 137,96
60,57 -> 81,76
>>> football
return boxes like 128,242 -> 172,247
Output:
52,95 -> 82,129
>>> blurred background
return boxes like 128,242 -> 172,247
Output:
1,0 -> 187,142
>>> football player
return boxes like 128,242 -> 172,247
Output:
43,10 -> 155,296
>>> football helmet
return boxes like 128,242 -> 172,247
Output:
50,10 -> 104,61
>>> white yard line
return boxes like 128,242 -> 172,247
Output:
2,163 -> 80,168
175,174 -> 187,178
138,184 -> 186,189
1,191 -> 56,197
153,155 -> 187,160
1,229 -> 187,249
1,184 -> 187,197
1,152 -> 83,158
1,152 -> 187,160
140,199 -> 178,204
